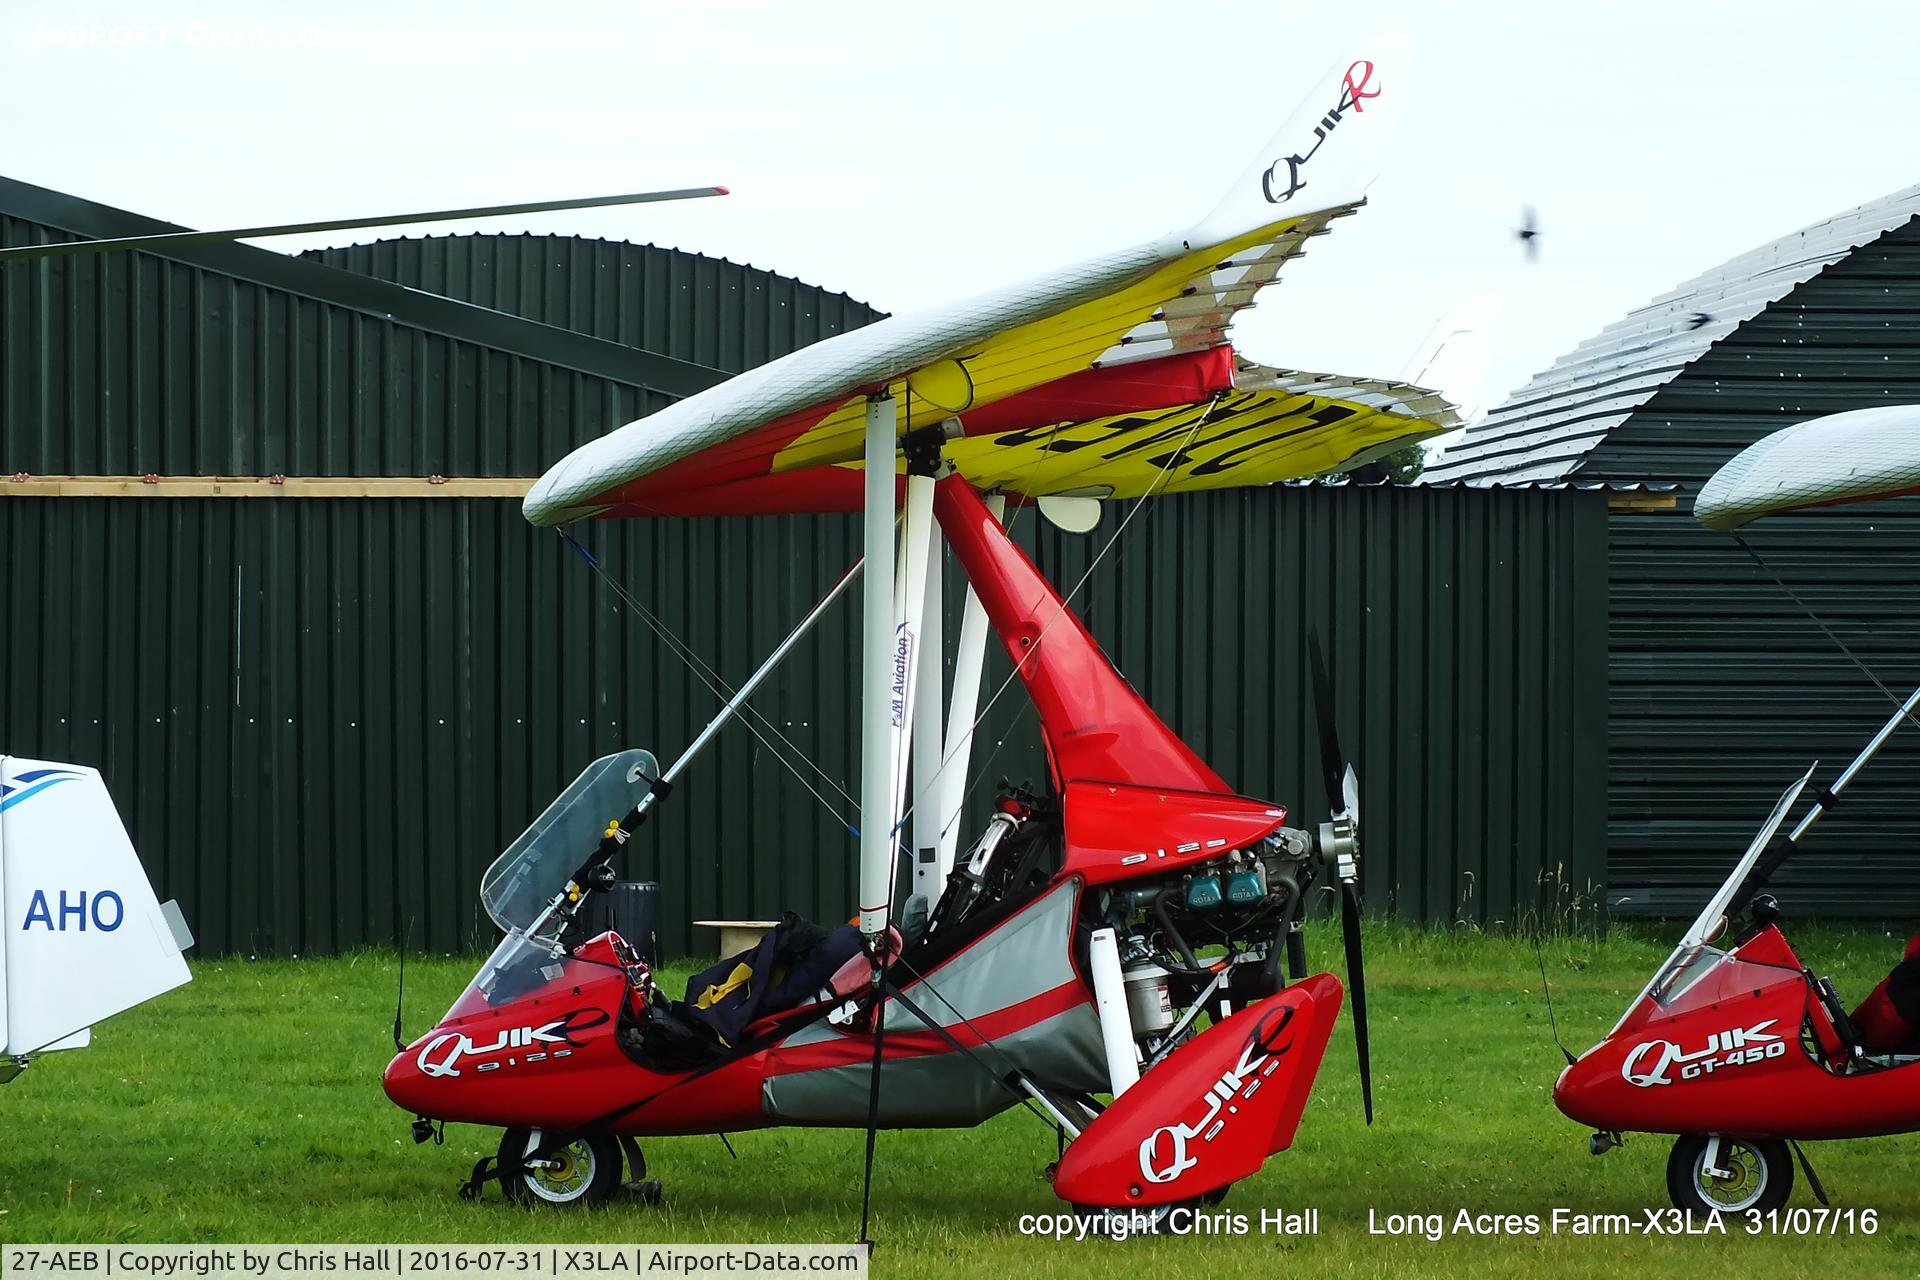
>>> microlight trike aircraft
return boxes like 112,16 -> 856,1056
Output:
380,44 -> 1457,1220
1555,404 -> 1920,1216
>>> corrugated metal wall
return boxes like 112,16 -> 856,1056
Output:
1609,503 -> 1920,916
0,486 -> 1608,955
303,235 -> 883,374
1588,218 -> 1920,915
1,185 -> 1608,952
0,217 -> 666,477
0,226 -> 882,479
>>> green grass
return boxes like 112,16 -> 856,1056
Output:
4,921 -> 1919,1277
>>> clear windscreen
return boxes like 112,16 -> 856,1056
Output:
478,749 -> 660,933
446,927 -> 625,1016
1605,763 -> 1816,1037
1675,762 -> 1815,950
1648,943 -> 1728,1009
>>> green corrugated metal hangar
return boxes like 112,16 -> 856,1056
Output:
1430,182 -> 1920,918
2,170 -> 1759,957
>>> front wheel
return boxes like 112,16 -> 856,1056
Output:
499,1129 -> 624,1207
1666,1135 -> 1793,1215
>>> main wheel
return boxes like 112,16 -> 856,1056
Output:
1069,1192 -> 1224,1236
1069,1203 -> 1183,1236
1666,1135 -> 1793,1215
498,1129 -> 624,1207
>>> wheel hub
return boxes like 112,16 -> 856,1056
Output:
1696,1144 -> 1764,1210
527,1142 -> 592,1201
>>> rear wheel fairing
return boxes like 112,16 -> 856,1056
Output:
1054,973 -> 1344,1207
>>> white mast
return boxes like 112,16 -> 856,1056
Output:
909,498 -> 947,908
888,476 -> 937,852
857,394 -> 899,941
935,492 -> 1005,872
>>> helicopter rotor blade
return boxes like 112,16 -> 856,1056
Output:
0,186 -> 730,264
1341,878 -> 1373,1125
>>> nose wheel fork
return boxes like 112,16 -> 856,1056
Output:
1666,1135 -> 1793,1216
457,1129 -> 662,1207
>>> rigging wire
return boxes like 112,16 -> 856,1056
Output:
558,528 -> 860,832
554,385 -> 1214,856
1736,535 -> 1920,734
549,386 -> 1078,859
904,396 -> 1225,844
886,950 -> 1069,1132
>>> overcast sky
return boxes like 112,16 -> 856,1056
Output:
5,1 -> 1917,428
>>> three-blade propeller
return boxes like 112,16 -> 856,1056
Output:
1307,632 -> 1373,1125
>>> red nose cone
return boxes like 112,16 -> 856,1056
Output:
383,1043 -> 434,1116
1553,1053 -> 1612,1130
1552,1061 -> 1577,1113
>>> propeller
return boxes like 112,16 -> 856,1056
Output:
1306,631 -> 1373,1125
0,187 -> 729,264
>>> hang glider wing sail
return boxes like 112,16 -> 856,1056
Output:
524,41 -> 1443,525
541,364 -> 1455,517
941,366 -> 1455,504
1696,405 -> 1920,531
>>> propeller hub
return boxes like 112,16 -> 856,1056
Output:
1318,817 -> 1359,886
1317,788 -> 1360,887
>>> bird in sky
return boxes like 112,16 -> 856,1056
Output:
1516,206 -> 1540,262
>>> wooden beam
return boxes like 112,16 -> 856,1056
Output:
0,475 -> 536,498
2,475 -> 1687,511
1605,492 -> 1679,512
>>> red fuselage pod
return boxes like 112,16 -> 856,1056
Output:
1555,925 -> 1920,1140
382,932 -> 780,1137
1062,780 -> 1288,886
1053,973 -> 1344,1208
932,474 -> 1291,875
384,884 -> 1110,1138
931,473 -> 1231,797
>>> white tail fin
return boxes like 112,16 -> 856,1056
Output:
0,756 -> 191,1058
1188,37 -> 1412,248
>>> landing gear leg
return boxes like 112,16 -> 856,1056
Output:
498,1129 -> 624,1207
1666,1134 -> 1793,1215
618,1135 -> 663,1205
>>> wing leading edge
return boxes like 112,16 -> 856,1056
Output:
1696,405 -> 1920,531
525,41 -> 1423,525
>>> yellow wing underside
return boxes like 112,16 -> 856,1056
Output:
951,389 -> 1445,497
769,215 -> 1336,475
814,385 -> 1449,499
